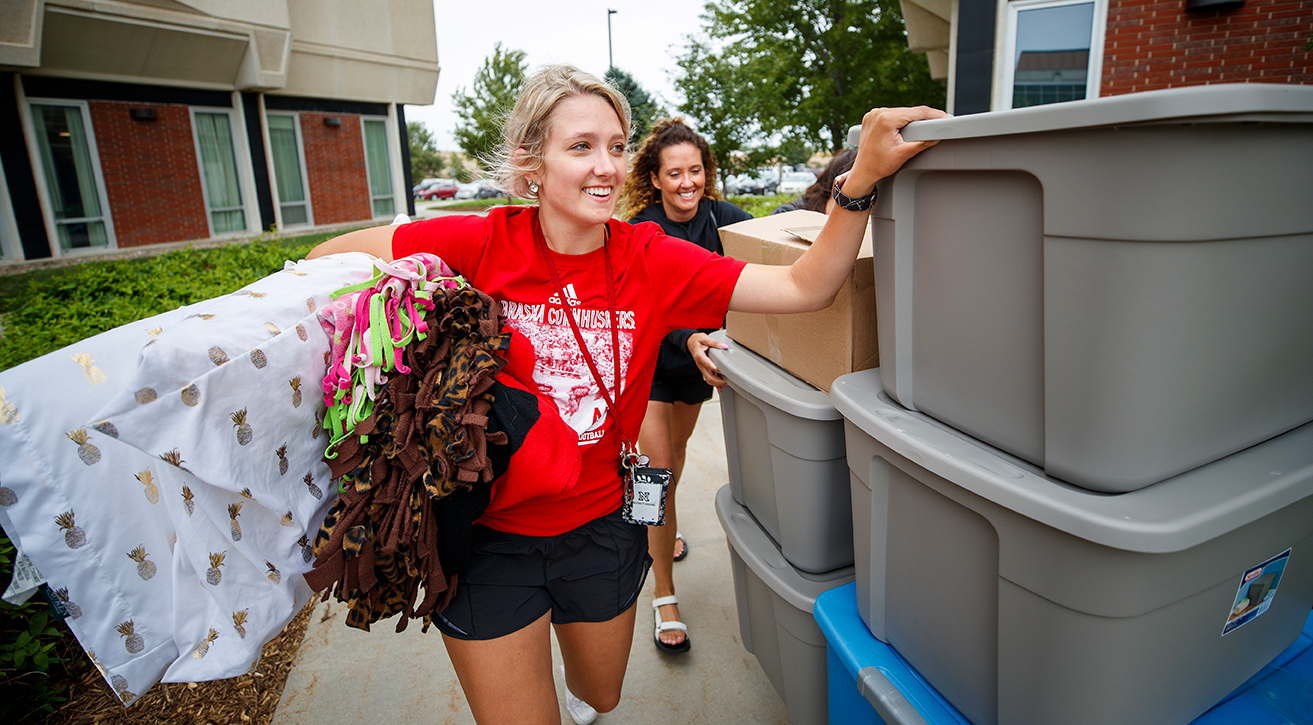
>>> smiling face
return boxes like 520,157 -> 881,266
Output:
651,143 -> 706,223
530,94 -> 628,244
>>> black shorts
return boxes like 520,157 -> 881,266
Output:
649,369 -> 713,405
432,507 -> 651,640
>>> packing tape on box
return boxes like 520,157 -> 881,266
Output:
765,315 -> 783,364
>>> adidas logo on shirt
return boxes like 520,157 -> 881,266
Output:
549,283 -> 582,307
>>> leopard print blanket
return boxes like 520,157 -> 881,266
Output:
304,286 -> 510,632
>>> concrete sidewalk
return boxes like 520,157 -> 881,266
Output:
272,393 -> 791,725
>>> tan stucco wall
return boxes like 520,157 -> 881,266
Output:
1,0 -> 438,104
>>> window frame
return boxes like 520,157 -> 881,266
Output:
265,112 -> 314,229
360,115 -> 396,220
0,154 -> 22,262
189,106 -> 250,238
997,0 -> 1109,111
23,98 -> 118,256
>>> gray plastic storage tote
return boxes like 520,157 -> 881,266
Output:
832,368 -> 1313,725
847,83 -> 1313,492
709,331 -> 853,573
715,484 -> 854,725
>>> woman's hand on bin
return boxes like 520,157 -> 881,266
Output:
688,333 -> 728,389
843,106 -> 949,198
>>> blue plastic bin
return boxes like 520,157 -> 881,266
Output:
1193,612 -> 1313,724
816,583 -> 971,725
817,583 -> 1313,725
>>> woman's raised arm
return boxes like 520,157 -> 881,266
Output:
306,224 -> 398,261
728,105 -> 947,314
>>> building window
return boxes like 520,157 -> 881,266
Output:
362,118 -> 394,218
0,156 -> 18,262
1003,0 -> 1106,109
192,110 -> 247,234
267,114 -> 313,228
29,101 -> 114,252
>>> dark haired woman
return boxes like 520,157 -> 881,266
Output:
771,148 -> 858,215
617,118 -> 751,655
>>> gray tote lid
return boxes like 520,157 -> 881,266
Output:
847,83 -> 1313,144
715,484 -> 853,613
830,369 -> 1313,554
709,331 -> 841,421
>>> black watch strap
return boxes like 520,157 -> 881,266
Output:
832,178 -> 878,212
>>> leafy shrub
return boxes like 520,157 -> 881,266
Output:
727,194 -> 793,218
0,233 -> 343,372
1,534 -> 71,723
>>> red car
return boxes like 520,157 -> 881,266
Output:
416,180 -> 457,200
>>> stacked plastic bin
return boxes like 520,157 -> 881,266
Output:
709,330 -> 857,725
816,582 -> 1313,725
823,83 -> 1313,725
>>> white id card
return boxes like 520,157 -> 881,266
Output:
623,467 -> 670,526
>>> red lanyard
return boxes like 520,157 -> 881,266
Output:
533,218 -> 633,448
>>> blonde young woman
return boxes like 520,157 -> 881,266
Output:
309,65 -> 944,724
618,118 -> 752,655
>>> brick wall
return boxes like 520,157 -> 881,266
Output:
88,101 -> 210,248
299,113 -> 372,225
1102,0 -> 1313,95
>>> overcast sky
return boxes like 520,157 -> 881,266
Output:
408,0 -> 711,150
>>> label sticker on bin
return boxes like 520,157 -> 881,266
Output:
1222,549 -> 1291,636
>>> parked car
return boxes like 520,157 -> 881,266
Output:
777,171 -> 817,196
417,179 -> 457,200
412,178 -> 440,197
734,174 -> 761,195
454,182 -> 479,200
475,180 -> 506,199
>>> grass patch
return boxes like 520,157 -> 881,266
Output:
726,194 -> 793,217
0,230 -> 352,372
421,198 -> 534,213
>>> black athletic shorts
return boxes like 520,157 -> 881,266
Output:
432,507 -> 652,640
649,369 -> 714,405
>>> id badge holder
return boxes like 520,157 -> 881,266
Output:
621,449 -> 671,526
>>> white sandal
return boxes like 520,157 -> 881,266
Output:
652,595 -> 690,654
673,531 -> 689,562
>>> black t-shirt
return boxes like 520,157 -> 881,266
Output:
629,199 -> 754,376
630,199 -> 753,255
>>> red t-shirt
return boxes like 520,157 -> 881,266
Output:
392,206 -> 747,536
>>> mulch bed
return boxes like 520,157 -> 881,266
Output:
48,600 -> 315,725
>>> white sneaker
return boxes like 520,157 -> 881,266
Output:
561,664 -> 598,724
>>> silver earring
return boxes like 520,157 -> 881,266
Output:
528,181 -> 539,195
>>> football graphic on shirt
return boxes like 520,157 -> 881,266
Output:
502,294 -> 634,444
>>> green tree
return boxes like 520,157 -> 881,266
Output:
451,43 -> 528,168
605,66 -> 664,143
449,155 -> 474,184
777,134 -> 814,167
698,0 -> 945,150
407,121 -> 446,180
674,38 -> 762,189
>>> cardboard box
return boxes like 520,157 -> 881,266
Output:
718,209 -> 876,392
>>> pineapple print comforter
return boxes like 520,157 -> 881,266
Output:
0,252 -> 379,705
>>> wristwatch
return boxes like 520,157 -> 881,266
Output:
832,178 -> 878,212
